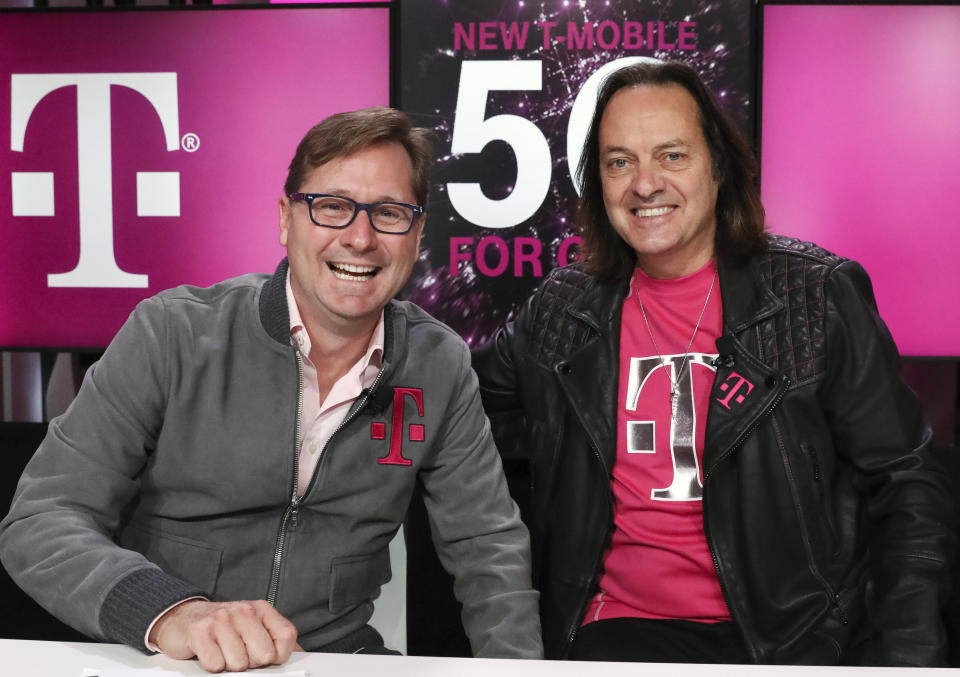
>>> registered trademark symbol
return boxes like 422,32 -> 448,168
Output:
181,133 -> 200,152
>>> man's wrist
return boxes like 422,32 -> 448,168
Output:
145,596 -> 208,651
100,567 -> 207,653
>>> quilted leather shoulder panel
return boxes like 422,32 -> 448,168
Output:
755,236 -> 846,386
528,267 -> 597,369
766,234 -> 845,267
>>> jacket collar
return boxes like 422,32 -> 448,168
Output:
716,253 -> 784,334
259,258 -> 292,345
564,250 -> 784,338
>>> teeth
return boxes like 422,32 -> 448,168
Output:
330,263 -> 378,281
336,263 -> 376,274
633,206 -> 674,217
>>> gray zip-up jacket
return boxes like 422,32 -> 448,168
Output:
0,259 -> 542,658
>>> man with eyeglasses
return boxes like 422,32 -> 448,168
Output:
0,107 -> 542,671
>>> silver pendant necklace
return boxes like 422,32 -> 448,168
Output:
634,270 -> 717,412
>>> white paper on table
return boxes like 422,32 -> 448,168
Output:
82,670 -> 306,677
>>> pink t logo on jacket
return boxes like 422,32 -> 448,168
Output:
716,372 -> 755,410
371,387 -> 424,466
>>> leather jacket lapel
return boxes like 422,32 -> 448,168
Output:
717,255 -> 783,333
554,277 -> 627,475
704,338 -> 789,474
704,258 -> 789,471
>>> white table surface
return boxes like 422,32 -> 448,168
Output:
2,638 -> 958,676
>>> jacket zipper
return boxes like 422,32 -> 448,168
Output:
702,376 -> 790,661
802,443 -> 840,555
770,415 -> 848,628
302,365 -> 387,498
267,347 -> 305,606
266,353 -> 388,605
805,444 -> 821,481
550,320 -> 613,655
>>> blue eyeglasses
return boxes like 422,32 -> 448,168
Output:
288,193 -> 423,234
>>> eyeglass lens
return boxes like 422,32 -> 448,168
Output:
311,196 -> 414,233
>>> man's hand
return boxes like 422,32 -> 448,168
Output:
149,599 -> 299,673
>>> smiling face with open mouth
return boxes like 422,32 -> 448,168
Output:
598,83 -> 719,280
279,142 -> 423,336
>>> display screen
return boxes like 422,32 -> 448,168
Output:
1,5 -> 390,348
398,0 -> 755,348
760,2 -> 960,357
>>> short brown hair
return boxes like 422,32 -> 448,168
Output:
284,106 -> 434,206
575,61 -> 767,281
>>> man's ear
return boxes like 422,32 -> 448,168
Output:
278,196 -> 291,247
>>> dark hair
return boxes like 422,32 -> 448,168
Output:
575,61 -> 767,281
284,106 -> 434,207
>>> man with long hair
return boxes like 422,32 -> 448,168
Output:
475,61 -> 953,665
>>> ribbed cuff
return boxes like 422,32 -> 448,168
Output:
99,567 -> 206,653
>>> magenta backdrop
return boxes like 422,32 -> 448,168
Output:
1,7 -> 390,348
761,4 -> 960,357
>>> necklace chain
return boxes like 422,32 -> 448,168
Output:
635,271 -> 717,406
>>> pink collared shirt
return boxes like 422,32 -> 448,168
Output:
286,273 -> 384,497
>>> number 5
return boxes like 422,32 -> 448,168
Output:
448,61 -> 551,229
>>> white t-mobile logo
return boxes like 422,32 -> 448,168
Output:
10,73 -> 180,288
625,353 -> 717,501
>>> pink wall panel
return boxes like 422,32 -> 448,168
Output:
761,4 -> 960,356
1,8 -> 390,348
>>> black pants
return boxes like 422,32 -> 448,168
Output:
570,618 -> 749,663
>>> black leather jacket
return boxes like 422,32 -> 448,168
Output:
474,236 -> 954,665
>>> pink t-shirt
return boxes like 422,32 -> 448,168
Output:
583,261 -> 729,624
